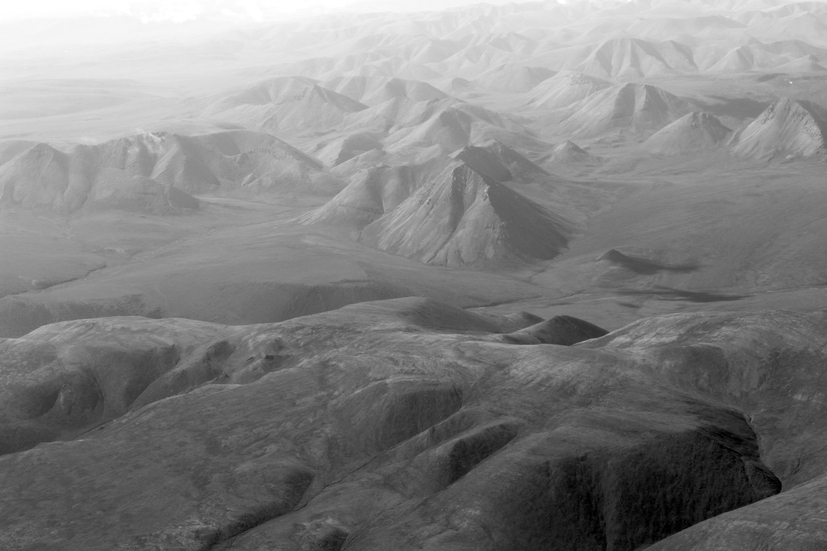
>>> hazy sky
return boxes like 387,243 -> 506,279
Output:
0,0 -> 348,20
0,0 -> 528,22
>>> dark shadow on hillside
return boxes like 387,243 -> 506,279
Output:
618,286 -> 749,303
755,73 -> 782,83
599,249 -> 700,275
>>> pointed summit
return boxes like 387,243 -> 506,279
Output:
729,98 -> 827,160
555,82 -> 691,138
527,70 -> 611,109
642,112 -> 731,155
549,140 -> 595,163
360,161 -> 570,267
204,77 -> 367,134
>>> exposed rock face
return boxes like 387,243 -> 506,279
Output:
3,300 -> 824,550
303,157 -> 448,229
360,161 -> 570,266
729,97 -> 827,159
555,82 -> 691,138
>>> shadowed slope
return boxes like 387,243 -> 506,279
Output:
1,302 -> 815,551
549,139 -> 600,164
323,75 -> 449,105
526,70 -> 611,110
303,157 -> 449,229
729,97 -> 827,159
576,37 -> 698,79
0,142 -> 199,214
457,140 -> 552,181
501,315 -> 609,345
554,82 -> 692,138
360,156 -> 571,267
0,129 -> 341,211
204,76 -> 368,134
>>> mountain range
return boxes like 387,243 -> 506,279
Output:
2,0 -> 827,549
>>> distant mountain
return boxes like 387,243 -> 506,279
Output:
312,132 -> 385,167
549,139 -> 600,164
360,151 -> 570,266
704,45 -> 790,73
303,156 -> 449,230
553,82 -> 692,138
642,112 -> 731,156
203,76 -> 368,134
0,142 -> 197,214
322,76 -> 449,106
526,70 -> 611,109
729,97 -> 827,159
460,140 -> 551,181
774,54 -> 827,72
0,129 -> 342,214
575,37 -> 698,79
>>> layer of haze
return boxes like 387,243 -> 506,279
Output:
0,0 -> 534,21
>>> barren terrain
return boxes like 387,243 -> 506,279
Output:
2,0 -> 827,549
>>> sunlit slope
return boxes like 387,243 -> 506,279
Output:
0,129 -> 343,211
642,112 -> 731,156
360,156 -> 571,267
729,97 -> 827,159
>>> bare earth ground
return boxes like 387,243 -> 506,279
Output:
3,0 -> 827,549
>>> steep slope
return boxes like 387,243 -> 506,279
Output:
501,314 -> 609,345
203,76 -> 368,134
323,75 -> 449,106
306,140 -> 555,235
706,45 -> 789,73
575,37 -> 697,79
303,157 -> 449,229
0,129 -> 340,211
385,106 -> 473,155
526,70 -> 611,110
312,132 -> 384,167
554,82 -> 692,138
456,141 -> 551,182
774,54 -> 827,72
0,142 -> 199,214
377,100 -> 534,160
642,112 -> 731,156
729,97 -> 827,159
549,139 -> 600,164
0,143 -> 91,213
360,158 -> 570,266
627,15 -> 747,42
